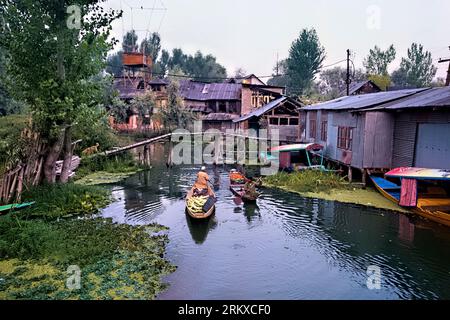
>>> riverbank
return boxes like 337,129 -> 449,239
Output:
263,171 -> 408,213
0,180 -> 175,299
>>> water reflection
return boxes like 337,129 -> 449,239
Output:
101,161 -> 450,299
186,213 -> 218,244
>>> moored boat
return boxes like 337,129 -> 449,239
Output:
370,167 -> 450,227
185,186 -> 216,219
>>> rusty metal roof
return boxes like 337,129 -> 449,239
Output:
202,113 -> 240,121
303,88 -> 428,111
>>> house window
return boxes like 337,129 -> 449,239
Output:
309,119 -> 317,139
289,118 -> 299,126
337,127 -> 353,150
218,101 -> 227,113
321,120 -> 328,141
279,118 -> 288,125
269,117 -> 279,125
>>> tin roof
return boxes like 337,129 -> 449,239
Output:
362,87 -> 450,110
233,97 -> 302,123
303,88 -> 428,111
178,80 -> 241,101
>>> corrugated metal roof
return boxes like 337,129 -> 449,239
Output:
233,97 -> 287,123
339,80 -> 381,96
303,88 -> 427,111
202,113 -> 240,121
362,87 -> 450,110
179,80 -> 241,101
233,97 -> 302,123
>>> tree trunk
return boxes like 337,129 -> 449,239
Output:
60,126 -> 73,183
43,133 -> 64,184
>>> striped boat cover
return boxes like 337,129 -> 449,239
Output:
399,178 -> 418,207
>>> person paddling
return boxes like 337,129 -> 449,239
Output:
193,166 -> 210,196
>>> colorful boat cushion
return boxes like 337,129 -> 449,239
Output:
399,178 -> 418,207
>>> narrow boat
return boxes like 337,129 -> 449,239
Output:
370,167 -> 450,227
0,201 -> 35,215
229,170 -> 261,202
185,186 -> 216,219
230,185 -> 260,202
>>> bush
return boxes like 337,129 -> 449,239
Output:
18,183 -> 110,220
264,170 -> 346,193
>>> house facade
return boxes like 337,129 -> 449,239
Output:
301,87 -> 450,180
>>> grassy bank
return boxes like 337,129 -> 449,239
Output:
75,153 -> 143,186
0,182 -> 176,300
263,171 -> 408,213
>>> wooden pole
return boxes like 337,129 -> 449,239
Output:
348,166 -> 353,183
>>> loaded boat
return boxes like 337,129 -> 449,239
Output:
229,170 -> 261,202
370,167 -> 450,227
185,186 -> 216,219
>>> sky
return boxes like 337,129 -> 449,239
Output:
105,0 -> 450,80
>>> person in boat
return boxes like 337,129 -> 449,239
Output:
230,169 -> 249,184
243,177 -> 259,198
193,166 -> 210,196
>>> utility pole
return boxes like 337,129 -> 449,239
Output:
275,52 -> 279,76
346,49 -> 351,96
438,46 -> 450,86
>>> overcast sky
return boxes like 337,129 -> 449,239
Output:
106,0 -> 450,80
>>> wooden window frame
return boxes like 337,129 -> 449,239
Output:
337,126 -> 353,151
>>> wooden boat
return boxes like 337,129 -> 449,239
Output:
185,186 -> 216,219
0,201 -> 35,215
230,184 -> 260,202
370,168 -> 450,227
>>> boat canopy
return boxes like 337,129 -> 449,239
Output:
270,143 -> 324,153
386,167 -> 450,181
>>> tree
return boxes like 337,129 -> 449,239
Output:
286,28 -> 326,95
267,59 -> 289,88
391,43 -> 437,88
156,81 -> 197,131
129,90 -> 157,119
234,67 -> 247,79
363,45 -> 396,76
318,67 -> 367,98
122,30 -> 138,53
0,0 -> 121,183
368,74 -> 391,91
140,32 -> 161,61
106,51 -> 123,77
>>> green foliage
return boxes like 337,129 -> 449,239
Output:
286,28 -> 326,95
0,0 -> 122,143
72,105 -> 117,153
140,32 -> 161,61
0,217 -> 175,299
76,152 -> 138,178
318,67 -> 367,99
156,80 -> 198,131
391,43 -> 437,88
129,90 -> 157,119
18,183 -> 110,220
264,170 -> 346,193
106,51 -> 123,77
368,74 -> 391,91
363,45 -> 396,76
0,114 -> 30,168
122,30 -> 139,53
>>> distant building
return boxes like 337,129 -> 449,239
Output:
111,75 -> 287,133
340,80 -> 382,97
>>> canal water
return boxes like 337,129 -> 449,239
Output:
101,147 -> 450,300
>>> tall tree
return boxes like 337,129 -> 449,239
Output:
286,28 -> 326,95
391,43 -> 437,88
319,67 -> 366,98
363,45 -> 396,76
0,0 -> 121,183
122,30 -> 138,53
106,51 -> 123,77
140,32 -> 161,61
